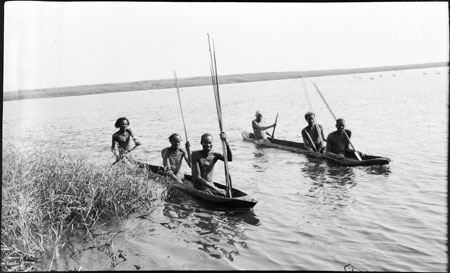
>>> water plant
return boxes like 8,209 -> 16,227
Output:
1,144 -> 168,271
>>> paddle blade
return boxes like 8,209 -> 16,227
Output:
271,113 -> 278,138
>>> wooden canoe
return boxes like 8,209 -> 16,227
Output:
113,155 -> 167,174
135,161 -> 257,209
136,161 -> 166,174
173,174 -> 257,210
241,131 -> 390,167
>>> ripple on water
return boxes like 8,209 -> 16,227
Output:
3,68 -> 447,271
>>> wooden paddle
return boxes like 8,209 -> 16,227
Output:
310,80 -> 362,160
300,78 -> 324,143
173,70 -> 189,143
271,112 -> 279,138
208,33 -> 233,198
304,130 -> 318,152
111,145 -> 138,165
173,70 -> 191,164
111,150 -> 136,166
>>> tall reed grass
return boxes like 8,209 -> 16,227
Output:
1,145 -> 168,271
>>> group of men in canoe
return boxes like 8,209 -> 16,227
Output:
111,111 -> 364,197
251,111 -> 364,159
111,117 -> 230,196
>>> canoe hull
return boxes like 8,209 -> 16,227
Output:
242,131 -> 390,166
136,161 -> 166,174
137,161 -> 257,209
174,174 -> 257,209
321,153 -> 391,166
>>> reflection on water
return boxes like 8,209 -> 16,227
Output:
326,166 -> 356,185
301,160 -> 357,211
3,67 -> 447,271
251,148 -> 271,172
154,188 -> 260,261
301,160 -> 327,182
302,157 -> 391,183
301,159 -> 356,184
363,165 -> 391,176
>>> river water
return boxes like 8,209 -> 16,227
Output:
2,67 -> 448,271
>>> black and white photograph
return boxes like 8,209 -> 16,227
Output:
2,1 -> 448,271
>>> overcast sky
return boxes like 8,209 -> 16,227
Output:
3,1 -> 449,91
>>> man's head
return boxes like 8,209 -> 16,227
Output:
255,111 -> 262,122
304,112 -> 316,126
335,118 -> 346,133
115,117 -> 130,130
168,133 -> 182,148
200,133 -> 213,152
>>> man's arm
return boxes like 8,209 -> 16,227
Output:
111,135 -> 119,159
319,124 -> 326,142
342,130 -> 363,157
111,136 -> 116,152
161,149 -> 173,173
344,130 -> 353,152
216,132 -> 232,161
325,134 -> 331,152
301,129 -> 314,151
252,120 -> 275,131
127,129 -> 142,152
316,125 -> 326,153
184,141 -> 192,168
191,152 -> 201,181
215,145 -> 233,162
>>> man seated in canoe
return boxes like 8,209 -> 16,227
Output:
161,133 -> 191,183
252,111 -> 276,140
301,111 -> 326,153
190,132 -> 232,196
111,117 -> 142,164
326,118 -> 364,159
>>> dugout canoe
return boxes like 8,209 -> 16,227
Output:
136,161 -> 166,174
136,161 -> 257,209
113,156 -> 167,174
173,174 -> 257,209
241,131 -> 390,167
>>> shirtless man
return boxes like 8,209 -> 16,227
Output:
301,112 -> 326,153
190,132 -> 232,196
111,117 -> 141,163
161,133 -> 191,182
326,118 -> 363,159
252,111 -> 276,140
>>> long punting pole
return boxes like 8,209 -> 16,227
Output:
208,34 -> 233,197
299,76 -> 321,143
300,76 -> 314,113
173,70 -> 189,142
310,80 -> 362,160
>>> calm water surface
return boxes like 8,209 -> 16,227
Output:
3,67 -> 448,271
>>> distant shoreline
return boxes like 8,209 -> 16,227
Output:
3,62 -> 448,101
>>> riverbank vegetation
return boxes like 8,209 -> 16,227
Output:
1,145 -> 170,271
3,62 -> 447,101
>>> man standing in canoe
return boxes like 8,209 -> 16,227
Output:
252,111 -> 276,140
190,132 -> 232,196
326,118 -> 363,158
111,117 -> 141,164
161,133 -> 191,183
301,112 -> 326,153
